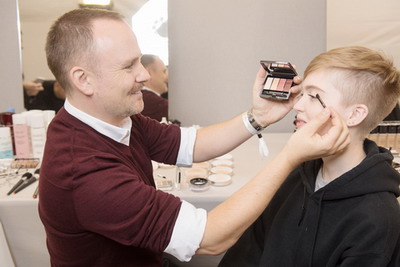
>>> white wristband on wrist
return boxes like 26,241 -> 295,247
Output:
241,111 -> 269,157
242,112 -> 259,135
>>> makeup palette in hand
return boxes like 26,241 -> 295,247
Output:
259,60 -> 297,101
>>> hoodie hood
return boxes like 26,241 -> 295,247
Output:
300,139 -> 400,200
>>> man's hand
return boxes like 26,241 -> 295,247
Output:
24,81 -> 44,96
251,66 -> 302,127
282,108 -> 350,168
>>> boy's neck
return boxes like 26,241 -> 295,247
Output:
321,138 -> 366,183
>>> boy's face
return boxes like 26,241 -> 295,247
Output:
293,69 -> 350,133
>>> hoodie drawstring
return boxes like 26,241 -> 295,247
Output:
308,191 -> 325,267
298,186 -> 308,226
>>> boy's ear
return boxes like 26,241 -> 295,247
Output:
346,104 -> 368,127
69,66 -> 94,96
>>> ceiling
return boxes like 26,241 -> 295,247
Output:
18,0 -> 148,23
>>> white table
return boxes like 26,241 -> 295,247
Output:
0,133 -> 292,267
0,172 -> 48,267
154,133 -> 291,211
2,132 -> 399,267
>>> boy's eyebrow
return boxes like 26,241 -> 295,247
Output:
302,84 -> 326,93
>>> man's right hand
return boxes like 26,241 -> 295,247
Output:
282,108 -> 350,168
23,81 -> 44,96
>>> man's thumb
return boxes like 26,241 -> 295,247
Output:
302,108 -> 331,134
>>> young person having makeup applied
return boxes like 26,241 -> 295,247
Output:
38,8 -> 350,267
220,46 -> 400,267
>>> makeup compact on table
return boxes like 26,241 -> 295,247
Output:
259,60 -> 297,101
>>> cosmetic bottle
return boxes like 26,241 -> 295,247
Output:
396,124 -> 400,151
377,123 -> 388,148
30,113 -> 46,159
386,122 -> 397,150
0,110 -> 15,154
12,113 -> 33,158
0,127 -> 14,159
43,110 -> 56,129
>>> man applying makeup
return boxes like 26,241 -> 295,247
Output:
38,8 -> 350,267
220,46 -> 400,267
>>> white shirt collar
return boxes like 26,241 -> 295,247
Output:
64,99 -> 132,146
142,87 -> 161,96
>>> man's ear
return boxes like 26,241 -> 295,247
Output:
69,66 -> 94,96
346,104 -> 368,127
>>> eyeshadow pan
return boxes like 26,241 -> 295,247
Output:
264,77 -> 273,89
277,79 -> 287,91
271,78 -> 280,90
284,79 -> 292,92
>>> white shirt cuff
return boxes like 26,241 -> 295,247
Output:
164,200 -> 207,262
176,127 -> 197,167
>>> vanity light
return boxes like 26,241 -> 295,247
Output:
79,0 -> 113,9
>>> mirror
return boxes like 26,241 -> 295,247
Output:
18,0 -> 150,83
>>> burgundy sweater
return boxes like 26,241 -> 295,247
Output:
141,90 -> 168,121
39,108 -> 182,266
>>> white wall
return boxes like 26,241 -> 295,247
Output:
0,0 -> 24,113
168,0 -> 326,132
9,1 -> 400,129
21,19 -> 56,82
327,0 -> 400,67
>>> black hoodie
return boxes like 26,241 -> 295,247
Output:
220,140 -> 400,267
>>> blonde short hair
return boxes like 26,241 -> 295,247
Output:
304,46 -> 400,136
46,8 -> 125,92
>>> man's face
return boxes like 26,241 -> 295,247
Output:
89,19 -> 150,124
293,69 -> 349,133
147,57 -> 168,94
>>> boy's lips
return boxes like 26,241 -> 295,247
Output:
294,116 -> 307,127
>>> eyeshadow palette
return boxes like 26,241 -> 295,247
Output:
259,60 -> 297,100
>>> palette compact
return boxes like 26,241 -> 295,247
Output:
259,60 -> 297,101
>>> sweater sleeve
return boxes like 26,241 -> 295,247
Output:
72,153 -> 182,253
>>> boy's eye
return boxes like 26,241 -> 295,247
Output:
308,93 -> 317,99
308,93 -> 327,108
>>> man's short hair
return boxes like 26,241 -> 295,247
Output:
141,54 -> 157,69
304,46 -> 400,136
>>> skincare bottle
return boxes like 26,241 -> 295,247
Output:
30,113 -> 46,159
0,110 -> 15,154
43,110 -> 56,129
0,127 -> 14,159
377,123 -> 388,148
12,113 -> 33,158
386,122 -> 397,150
